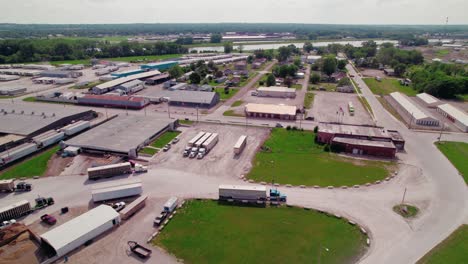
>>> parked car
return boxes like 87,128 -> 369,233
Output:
275,123 -> 283,128
172,137 -> 180,144
40,214 -> 57,225
163,144 -> 171,152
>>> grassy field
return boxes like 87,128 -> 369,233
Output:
50,54 -> 182,66
435,141 -> 468,184
154,200 -> 367,264
358,96 -> 374,116
150,131 -> 181,148
0,146 -> 59,180
393,204 -> 419,218
231,100 -> 244,107
178,119 -> 194,125
455,94 -> 468,102
139,147 -> 159,156
417,225 -> 468,264
435,49 -> 450,57
215,87 -> 239,100
377,96 -> 406,124
309,82 -> 338,92
304,92 -> 315,109
363,78 -> 417,96
223,110 -> 244,117
22,97 -> 37,102
248,129 -> 391,186
291,83 -> 302,89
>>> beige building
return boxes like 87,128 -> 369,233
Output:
256,86 -> 297,98
245,103 -> 297,120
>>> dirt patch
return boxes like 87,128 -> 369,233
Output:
0,224 -> 46,264
44,155 -> 73,177
359,68 -> 385,78
28,206 -> 89,236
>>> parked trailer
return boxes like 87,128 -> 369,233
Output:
234,135 -> 247,155
219,185 -> 267,202
163,197 -> 178,213
0,200 -> 31,222
120,195 -> 148,220
87,162 -> 132,180
33,131 -> 65,148
198,133 -> 218,158
60,120 -> 91,136
91,179 -> 142,202
0,180 -> 15,192
188,132 -> 206,147
0,143 -> 38,166
128,241 -> 152,259
194,132 -> 212,148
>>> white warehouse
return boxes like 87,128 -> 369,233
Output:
416,93 -> 441,108
41,205 -> 120,258
388,92 -> 439,127
256,86 -> 296,98
437,104 -> 468,132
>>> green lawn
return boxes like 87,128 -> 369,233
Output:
291,83 -> 302,89
377,97 -> 406,124
393,204 -> 419,218
154,200 -> 367,264
231,100 -> 244,107
435,141 -> 468,184
50,54 -> 182,66
455,94 -> 468,102
357,96 -> 374,116
417,225 -> 468,264
304,92 -> 315,109
139,147 -> 159,156
150,131 -> 181,148
248,129 -> 391,186
0,146 -> 59,180
223,110 -> 244,117
363,78 -> 417,96
215,87 -> 239,100
22,97 -> 37,102
309,82 -> 337,92
435,49 -> 450,57
178,119 -> 194,125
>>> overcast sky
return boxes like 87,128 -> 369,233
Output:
1,0 -> 467,25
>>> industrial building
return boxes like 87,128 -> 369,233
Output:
437,104 -> 468,132
116,79 -> 144,94
141,90 -> 220,108
141,61 -> 178,71
65,115 -> 176,157
111,69 -> 145,78
0,87 -> 27,96
40,70 -> 82,78
245,103 -> 297,120
256,86 -> 296,98
40,205 -> 120,258
144,73 -> 170,85
317,124 -> 403,158
416,93 -> 441,108
92,70 -> 161,94
77,94 -> 150,109
388,92 -> 439,127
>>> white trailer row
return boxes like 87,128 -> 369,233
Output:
32,130 -> 65,148
201,133 -> 218,153
195,132 -> 212,148
219,185 -> 267,202
234,135 -> 247,155
0,200 -> 31,222
60,120 -> 91,136
0,143 -> 38,166
91,179 -> 143,203
188,132 -> 206,147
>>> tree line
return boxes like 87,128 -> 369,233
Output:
0,38 -> 187,63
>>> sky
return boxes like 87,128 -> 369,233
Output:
0,0 -> 467,25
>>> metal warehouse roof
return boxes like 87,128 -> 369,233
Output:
332,137 -> 396,149
157,90 -> 218,104
0,102 -> 92,136
245,103 -> 297,116
82,94 -> 147,102
118,79 -> 144,88
390,92 -> 428,120
416,93 -> 440,105
257,86 -> 296,93
437,104 -> 468,126
65,115 -> 173,153
40,205 -> 119,255
318,124 -> 389,139
95,70 -> 161,90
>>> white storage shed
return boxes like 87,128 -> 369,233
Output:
437,104 -> 468,132
40,205 -> 120,257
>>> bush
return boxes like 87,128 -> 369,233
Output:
324,144 -> 330,152
286,126 -> 291,130
292,126 -> 298,131
313,126 -> 319,133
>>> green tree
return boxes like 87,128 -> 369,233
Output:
394,63 -> 407,77
293,58 -> 302,67
322,56 -> 337,77
189,72 -> 201,84
266,73 -> 276,87
210,33 -> 222,43
310,73 -> 320,84
337,60 -> 347,70
238,44 -> 244,53
277,46 -> 291,62
168,65 -> 183,79
224,42 -> 233,54
303,41 -> 314,53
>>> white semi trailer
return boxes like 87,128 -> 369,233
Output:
187,132 -> 206,147
91,179 -> 142,203
218,185 -> 267,202
233,135 -> 247,155
197,133 -> 218,159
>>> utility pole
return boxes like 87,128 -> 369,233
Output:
438,123 -> 445,141
167,100 -> 171,118
196,106 -> 199,123
401,187 -> 407,205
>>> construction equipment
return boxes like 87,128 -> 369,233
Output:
128,241 -> 152,259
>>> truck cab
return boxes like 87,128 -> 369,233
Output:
183,146 -> 191,157
197,148 -> 206,159
16,182 -> 32,192
154,212 -> 167,226
270,189 -> 287,202
189,147 -> 198,158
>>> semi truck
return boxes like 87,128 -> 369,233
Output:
233,135 -> 247,155
197,133 -> 218,159
189,132 -> 212,158
154,197 -> 178,226
0,200 -> 31,222
87,162 -> 132,180
218,185 -> 287,203
0,143 -> 38,166
91,179 -> 143,203
0,180 -> 32,192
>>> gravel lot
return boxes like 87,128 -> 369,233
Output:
312,91 -> 375,125
150,123 -> 270,179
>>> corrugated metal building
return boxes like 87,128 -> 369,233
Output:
416,93 -> 441,108
92,70 -> 161,94
256,86 -> 296,98
116,79 -> 144,94
40,205 -> 120,258
140,61 -> 178,71
165,90 -> 220,108
388,92 -> 439,127
245,103 -> 297,120
40,70 -> 82,78
77,94 -> 149,109
437,104 -> 468,132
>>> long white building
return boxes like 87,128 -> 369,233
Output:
416,93 -> 441,108
437,103 -> 468,132
256,86 -> 296,98
389,92 -> 439,127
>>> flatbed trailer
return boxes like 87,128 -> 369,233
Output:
128,241 -> 152,259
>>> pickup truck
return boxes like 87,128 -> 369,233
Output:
154,212 -> 168,226
41,214 -> 57,225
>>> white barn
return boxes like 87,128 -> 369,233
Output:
41,205 -> 120,258
437,104 -> 468,132
416,93 -> 441,108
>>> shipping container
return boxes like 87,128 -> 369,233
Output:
91,179 -> 142,202
0,143 -> 38,165
0,200 -> 31,221
219,185 -> 267,202
188,132 -> 206,147
234,135 -> 247,155
87,162 -> 132,180
119,195 -> 147,220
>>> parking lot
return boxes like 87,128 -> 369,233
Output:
312,91 -> 375,125
150,123 -> 270,179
